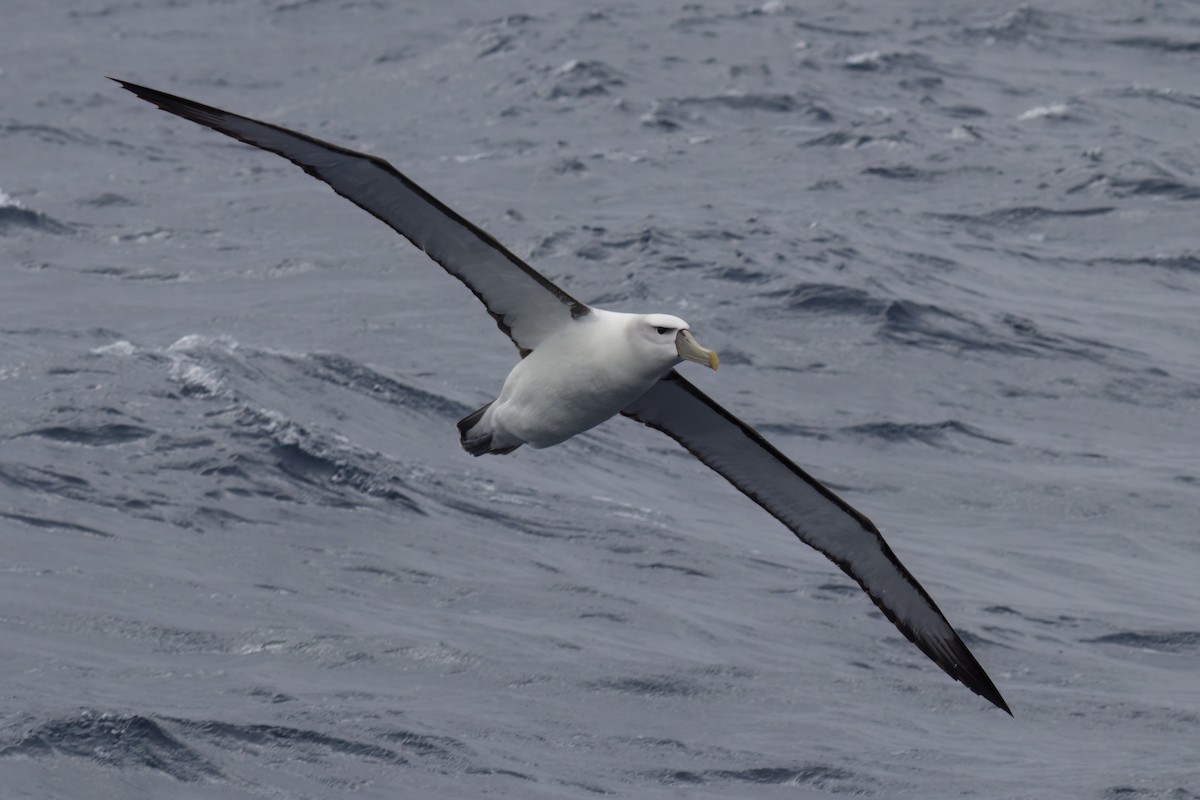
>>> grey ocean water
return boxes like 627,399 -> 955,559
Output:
2,1 -> 1198,797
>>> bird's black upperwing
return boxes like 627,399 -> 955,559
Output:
113,79 -> 586,355
623,371 -> 1010,714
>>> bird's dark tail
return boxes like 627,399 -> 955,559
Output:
457,402 -> 522,456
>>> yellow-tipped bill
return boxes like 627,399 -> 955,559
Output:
676,329 -> 719,371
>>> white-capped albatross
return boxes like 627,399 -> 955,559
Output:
114,78 -> 1010,715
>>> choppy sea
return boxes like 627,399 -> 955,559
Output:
2,1 -> 1199,797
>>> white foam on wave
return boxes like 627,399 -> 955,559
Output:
166,334 -> 239,355
171,362 -> 226,395
845,50 -> 882,67
1018,103 -> 1070,121
0,187 -> 25,209
165,334 -> 240,396
91,340 -> 137,357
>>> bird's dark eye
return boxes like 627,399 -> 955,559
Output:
655,326 -> 670,335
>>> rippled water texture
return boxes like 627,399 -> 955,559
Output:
2,1 -> 1199,797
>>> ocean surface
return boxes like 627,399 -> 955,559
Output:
3,1 -> 1199,797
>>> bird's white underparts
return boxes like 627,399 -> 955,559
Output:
114,78 -> 1010,715
460,311 -> 717,455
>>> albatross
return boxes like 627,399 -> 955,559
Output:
114,78 -> 1010,714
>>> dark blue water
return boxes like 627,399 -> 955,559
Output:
3,1 -> 1199,797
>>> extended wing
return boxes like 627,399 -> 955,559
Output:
113,79 -> 586,355
623,371 -> 1010,713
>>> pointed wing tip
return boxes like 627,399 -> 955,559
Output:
869,585 -> 1011,715
110,78 -> 178,111
962,669 -> 1012,716
935,635 -> 1012,715
109,76 -> 141,92
111,78 -> 181,108
973,677 -> 1013,716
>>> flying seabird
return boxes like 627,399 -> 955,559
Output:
114,78 -> 1010,714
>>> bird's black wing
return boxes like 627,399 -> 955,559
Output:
623,370 -> 1010,714
113,79 -> 586,355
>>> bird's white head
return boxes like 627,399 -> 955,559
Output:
632,313 -> 719,373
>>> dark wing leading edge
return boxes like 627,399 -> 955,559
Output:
623,371 -> 1010,714
113,79 -> 586,355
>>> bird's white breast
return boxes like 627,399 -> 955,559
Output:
487,309 -> 672,448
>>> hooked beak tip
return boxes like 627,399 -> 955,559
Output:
676,329 -> 719,372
